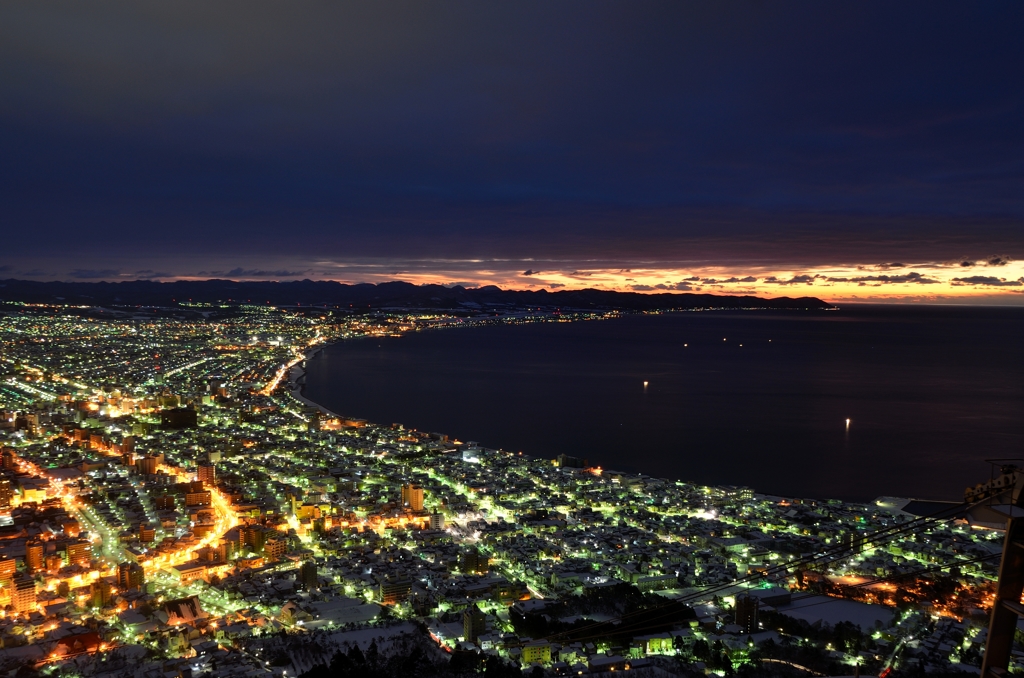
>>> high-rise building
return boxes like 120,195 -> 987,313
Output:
11,573 -> 36,614
401,483 -> 424,512
429,513 -> 445,530
241,525 -> 268,552
299,560 -> 318,591
463,603 -> 486,644
25,539 -> 45,573
0,556 -> 16,586
735,593 -> 759,634
0,477 -> 12,509
90,579 -> 112,608
185,491 -> 212,507
378,578 -> 412,605
522,641 -> 552,665
197,463 -> 216,486
117,561 -> 146,591
136,455 -> 159,476
1,448 -> 17,471
460,547 -> 489,574
263,537 -> 286,562
213,539 -> 231,562
67,539 -> 92,567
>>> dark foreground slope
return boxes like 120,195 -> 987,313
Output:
0,279 -> 831,311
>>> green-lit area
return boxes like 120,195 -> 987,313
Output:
0,301 -> 1006,677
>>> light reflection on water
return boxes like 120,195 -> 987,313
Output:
305,305 -> 1024,502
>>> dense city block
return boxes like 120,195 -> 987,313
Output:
0,302 -> 1006,677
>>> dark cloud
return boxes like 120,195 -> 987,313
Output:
765,275 -> 819,285
219,268 -> 305,278
858,263 -> 906,271
68,269 -> 119,279
951,276 -> 1024,287
943,256 -> 1013,269
826,272 -> 940,285
632,282 -> 697,291
0,265 -> 11,272
188,267 -> 307,278
0,3 -> 1022,278
645,281 -> 696,291
702,276 -> 758,284
522,269 -> 541,276
134,269 -> 172,279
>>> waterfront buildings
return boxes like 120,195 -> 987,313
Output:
0,301 -> 1006,676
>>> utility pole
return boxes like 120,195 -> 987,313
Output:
978,463 -> 1024,678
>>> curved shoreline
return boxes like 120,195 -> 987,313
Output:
290,342 -> 957,517
287,345 -> 346,419
287,308 -> 783,424
286,313 -> 983,510
285,311 -> 617,422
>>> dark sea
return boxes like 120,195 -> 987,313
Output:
302,305 -> 1024,503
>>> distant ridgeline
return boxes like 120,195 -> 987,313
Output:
0,279 -> 831,311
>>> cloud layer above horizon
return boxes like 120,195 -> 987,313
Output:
1,2 -> 1022,303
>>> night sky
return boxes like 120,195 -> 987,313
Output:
2,2 -> 1023,302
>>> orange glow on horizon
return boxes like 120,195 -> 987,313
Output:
157,258 -> 1024,305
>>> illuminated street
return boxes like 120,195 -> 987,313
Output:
0,302 -> 1006,676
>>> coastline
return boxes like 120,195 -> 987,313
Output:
283,310 -> 609,421
289,339 -> 948,519
287,344 -> 345,419
286,312 -> 994,518
293,352 -> 985,531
